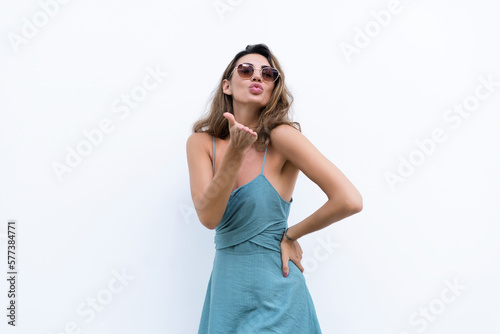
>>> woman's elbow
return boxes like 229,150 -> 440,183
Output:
203,222 -> 218,230
194,201 -> 218,230
344,194 -> 363,214
202,224 -> 216,230
199,214 -> 219,230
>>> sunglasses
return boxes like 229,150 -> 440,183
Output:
231,63 -> 280,83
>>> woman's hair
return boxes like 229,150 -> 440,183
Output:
191,43 -> 301,151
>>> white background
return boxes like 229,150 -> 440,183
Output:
1,0 -> 499,333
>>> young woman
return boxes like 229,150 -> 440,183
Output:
187,43 -> 363,333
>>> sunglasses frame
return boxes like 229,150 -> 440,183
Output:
230,62 -> 280,83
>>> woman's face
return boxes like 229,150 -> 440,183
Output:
222,53 -> 276,109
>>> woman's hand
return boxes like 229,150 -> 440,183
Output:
280,232 -> 304,277
223,112 -> 257,153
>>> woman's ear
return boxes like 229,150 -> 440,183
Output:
222,79 -> 232,95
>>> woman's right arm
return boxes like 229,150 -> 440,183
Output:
186,134 -> 246,229
186,113 -> 257,229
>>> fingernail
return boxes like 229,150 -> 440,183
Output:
283,272 -> 288,277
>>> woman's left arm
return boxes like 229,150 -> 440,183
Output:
271,124 -> 363,241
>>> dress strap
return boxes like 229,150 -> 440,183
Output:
212,136 -> 215,177
261,145 -> 268,174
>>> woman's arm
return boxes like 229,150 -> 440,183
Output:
186,133 -> 246,230
187,114 -> 257,229
271,124 -> 363,240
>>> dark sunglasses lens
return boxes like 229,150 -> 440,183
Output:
237,64 -> 253,79
262,67 -> 278,82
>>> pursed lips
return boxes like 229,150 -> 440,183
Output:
249,83 -> 263,93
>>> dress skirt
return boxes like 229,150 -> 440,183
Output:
198,239 -> 322,333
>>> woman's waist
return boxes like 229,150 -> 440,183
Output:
214,220 -> 287,252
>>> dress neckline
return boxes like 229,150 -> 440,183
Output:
229,173 -> 292,205
213,135 -> 293,205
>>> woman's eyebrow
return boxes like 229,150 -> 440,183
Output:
244,62 -> 271,68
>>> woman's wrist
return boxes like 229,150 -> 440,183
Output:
283,226 -> 299,241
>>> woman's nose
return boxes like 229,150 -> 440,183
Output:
252,69 -> 262,81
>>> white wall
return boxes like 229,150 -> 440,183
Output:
1,0 -> 499,333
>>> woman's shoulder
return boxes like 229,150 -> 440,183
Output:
269,124 -> 302,146
270,123 -> 301,135
187,131 -> 212,143
186,132 -> 214,155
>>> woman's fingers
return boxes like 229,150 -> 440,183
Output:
223,113 -> 256,134
281,249 -> 290,277
281,237 -> 306,276
224,112 -> 245,133
223,112 -> 236,126
223,112 -> 258,152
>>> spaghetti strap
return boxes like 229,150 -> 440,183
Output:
261,145 -> 268,174
212,136 -> 215,177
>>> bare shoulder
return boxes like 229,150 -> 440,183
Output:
186,131 -> 211,146
270,123 -> 301,139
186,132 -> 212,155
269,123 -> 306,159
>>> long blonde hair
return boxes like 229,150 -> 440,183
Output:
191,43 -> 301,151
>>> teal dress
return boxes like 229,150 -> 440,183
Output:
197,136 -> 322,333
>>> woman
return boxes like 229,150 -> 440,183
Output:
187,43 -> 363,333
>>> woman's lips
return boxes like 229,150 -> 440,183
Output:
249,87 -> 263,94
